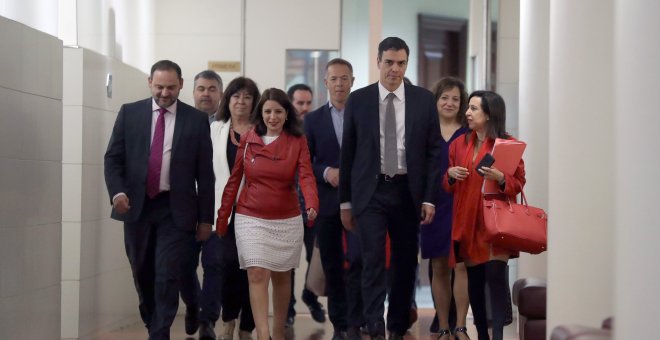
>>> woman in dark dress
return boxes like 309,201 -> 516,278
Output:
420,77 -> 469,339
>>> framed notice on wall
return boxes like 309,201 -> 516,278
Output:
208,61 -> 241,73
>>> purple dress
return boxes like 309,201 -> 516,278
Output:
421,127 -> 468,259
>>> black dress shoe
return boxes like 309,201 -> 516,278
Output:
331,331 -> 348,340
368,321 -> 386,340
302,293 -> 326,323
184,306 -> 200,335
387,332 -> 404,340
347,326 -> 362,340
308,303 -> 326,323
285,315 -> 295,328
303,300 -> 326,323
199,322 -> 216,340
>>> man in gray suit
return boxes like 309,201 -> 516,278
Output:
104,60 -> 214,340
339,38 -> 441,340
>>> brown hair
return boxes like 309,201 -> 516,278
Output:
216,77 -> 260,122
431,77 -> 468,126
252,88 -> 303,137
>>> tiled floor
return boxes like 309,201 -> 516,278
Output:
89,308 -> 519,339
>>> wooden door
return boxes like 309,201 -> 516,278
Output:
417,14 -> 468,90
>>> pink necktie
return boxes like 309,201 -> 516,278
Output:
146,108 -> 166,198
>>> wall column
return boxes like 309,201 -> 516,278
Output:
495,0 -> 519,137
517,0 -> 549,280
547,0 -> 615,333
613,0 -> 660,338
368,0 -> 382,83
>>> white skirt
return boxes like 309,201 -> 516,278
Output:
234,213 -> 304,271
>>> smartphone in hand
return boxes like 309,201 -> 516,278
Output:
475,153 -> 495,176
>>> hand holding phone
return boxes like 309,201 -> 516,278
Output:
475,153 -> 495,176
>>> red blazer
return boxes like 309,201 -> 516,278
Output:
216,129 -> 319,235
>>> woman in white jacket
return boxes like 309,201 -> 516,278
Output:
211,77 -> 261,340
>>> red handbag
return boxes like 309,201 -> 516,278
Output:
482,191 -> 548,254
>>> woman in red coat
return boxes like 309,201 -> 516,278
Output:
216,88 -> 319,340
443,91 -> 525,340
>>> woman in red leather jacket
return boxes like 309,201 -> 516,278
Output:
216,88 -> 319,340
443,91 -> 525,340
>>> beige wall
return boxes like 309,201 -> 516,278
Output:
245,0 -> 342,90
0,16 -> 63,339
60,0 -> 156,75
0,0 -> 59,36
61,47 -> 149,339
154,0 -> 243,105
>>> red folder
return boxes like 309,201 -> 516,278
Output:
483,138 -> 526,194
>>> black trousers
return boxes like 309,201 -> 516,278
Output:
345,230 -> 364,328
123,193 -> 196,340
316,213 -> 349,331
355,176 -> 419,336
288,222 -> 318,316
180,232 -> 224,325
467,261 -> 510,340
220,229 -> 255,331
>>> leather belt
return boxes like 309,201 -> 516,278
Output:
379,174 -> 407,182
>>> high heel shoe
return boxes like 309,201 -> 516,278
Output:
437,329 -> 451,339
453,327 -> 471,339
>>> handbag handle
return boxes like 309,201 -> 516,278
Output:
505,190 -> 528,213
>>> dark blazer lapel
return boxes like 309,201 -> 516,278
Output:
404,84 -> 414,150
140,99 -> 154,157
171,100 -> 187,157
320,104 -> 341,151
367,83 -> 381,148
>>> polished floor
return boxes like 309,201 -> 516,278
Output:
90,308 -> 519,340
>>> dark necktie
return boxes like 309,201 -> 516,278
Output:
384,92 -> 397,176
146,108 -> 166,198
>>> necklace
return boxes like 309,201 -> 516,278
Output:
230,121 -> 251,146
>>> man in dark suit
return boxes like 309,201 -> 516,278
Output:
286,83 -> 327,327
304,58 -> 356,340
339,37 -> 442,340
104,60 -> 214,340
178,70 -> 224,339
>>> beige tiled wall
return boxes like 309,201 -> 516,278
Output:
0,16 -> 63,339
61,47 -> 149,339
